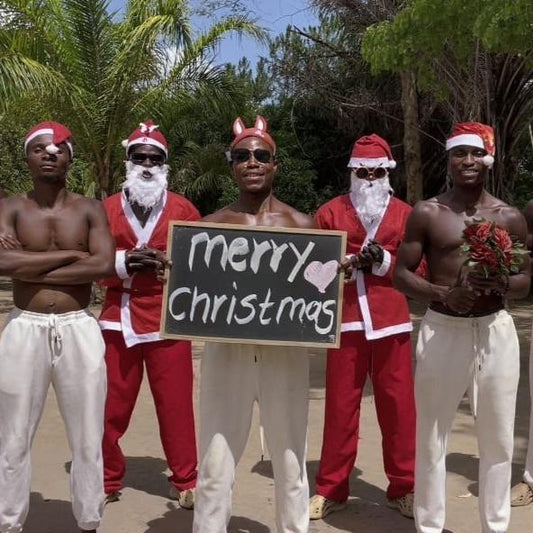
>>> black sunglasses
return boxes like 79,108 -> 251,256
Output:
354,166 -> 388,180
231,148 -> 273,164
130,153 -> 165,165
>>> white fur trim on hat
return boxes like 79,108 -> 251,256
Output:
445,134 -> 485,152
348,156 -> 395,169
126,137 -> 167,156
24,128 -> 73,157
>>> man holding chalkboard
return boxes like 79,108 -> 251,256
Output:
193,116 -> 316,533
310,135 -> 416,520
99,122 -> 200,508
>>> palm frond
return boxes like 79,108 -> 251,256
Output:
62,0 -> 115,92
0,52 -> 70,104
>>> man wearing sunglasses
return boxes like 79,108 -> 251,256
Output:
99,121 -> 200,509
193,116 -> 316,533
310,134 -> 416,520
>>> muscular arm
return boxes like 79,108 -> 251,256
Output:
393,202 -> 449,303
503,207 -> 530,299
0,199 -> 84,277
523,199 -> 533,270
23,201 -> 115,285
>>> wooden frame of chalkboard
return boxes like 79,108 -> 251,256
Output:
160,221 -> 347,348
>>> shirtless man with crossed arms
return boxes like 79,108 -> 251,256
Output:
0,121 -> 114,533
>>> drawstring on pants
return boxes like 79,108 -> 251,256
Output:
471,318 -> 486,418
48,314 -> 63,365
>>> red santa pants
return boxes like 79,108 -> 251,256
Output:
315,331 -> 415,502
102,330 -> 197,494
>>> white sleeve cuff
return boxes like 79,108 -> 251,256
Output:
372,249 -> 392,277
115,250 -> 130,280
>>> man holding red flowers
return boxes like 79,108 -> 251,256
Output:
393,122 -> 530,533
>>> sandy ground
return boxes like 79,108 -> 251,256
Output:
1,278 -> 533,533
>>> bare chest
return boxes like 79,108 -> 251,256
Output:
15,206 -> 89,252
427,208 -> 507,254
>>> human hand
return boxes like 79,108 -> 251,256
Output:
352,241 -> 385,273
444,286 -> 477,314
126,246 -> 171,280
363,240 -> 385,265
465,271 -> 507,296
0,233 -> 22,249
73,251 -> 90,261
339,255 -> 356,285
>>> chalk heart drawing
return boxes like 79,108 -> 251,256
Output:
304,260 -> 338,293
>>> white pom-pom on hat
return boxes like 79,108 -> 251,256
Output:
122,139 -> 129,148
45,144 -> 59,154
482,154 -> 494,168
388,160 -> 397,169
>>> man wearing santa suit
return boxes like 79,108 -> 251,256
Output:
99,121 -> 200,508
309,134 -> 416,520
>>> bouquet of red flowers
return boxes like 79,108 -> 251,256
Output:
461,219 -> 528,279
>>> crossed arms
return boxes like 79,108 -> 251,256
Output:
0,198 -> 115,284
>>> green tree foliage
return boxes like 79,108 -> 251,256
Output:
159,54 -> 327,216
264,10 -> 427,202
362,0 -> 533,201
0,0 -> 262,196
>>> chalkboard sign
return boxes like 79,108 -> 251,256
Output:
160,222 -> 346,348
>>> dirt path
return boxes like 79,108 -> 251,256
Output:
0,278 -> 532,532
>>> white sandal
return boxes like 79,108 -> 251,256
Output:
309,494 -> 346,520
511,482 -> 533,507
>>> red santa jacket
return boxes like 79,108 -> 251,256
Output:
315,194 -> 413,340
99,190 -> 201,347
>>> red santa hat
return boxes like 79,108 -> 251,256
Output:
122,120 -> 168,157
348,134 -> 396,169
229,115 -> 277,154
24,121 -> 73,157
446,122 -> 495,167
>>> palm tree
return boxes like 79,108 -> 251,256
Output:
0,0 -> 262,196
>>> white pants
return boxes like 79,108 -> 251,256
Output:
523,322 -> 533,488
414,309 -> 519,533
193,342 -> 310,533
0,308 -> 107,532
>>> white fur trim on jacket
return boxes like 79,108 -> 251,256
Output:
372,249 -> 392,277
115,250 -> 130,280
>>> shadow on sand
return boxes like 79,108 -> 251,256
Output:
25,492 -> 79,533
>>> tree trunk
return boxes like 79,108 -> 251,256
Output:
400,71 -> 424,204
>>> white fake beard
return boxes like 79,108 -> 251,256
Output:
123,161 -> 168,210
349,174 -> 393,226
